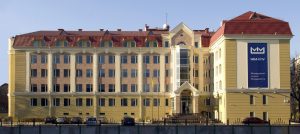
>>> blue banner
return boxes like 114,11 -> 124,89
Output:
248,43 -> 268,88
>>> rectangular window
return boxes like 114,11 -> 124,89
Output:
63,69 -> 70,77
165,56 -> 169,63
194,56 -> 199,63
52,98 -> 59,106
144,69 -> 150,78
86,69 -> 93,77
109,55 -> 115,64
98,55 -> 105,64
205,98 -> 211,106
121,55 -> 127,64
143,84 -> 150,92
250,112 -> 255,117
41,84 -> 48,92
63,98 -> 70,106
195,70 -> 199,77
153,55 -> 160,64
31,69 -> 37,77
53,54 -> 60,64
99,98 -> 105,106
53,69 -> 60,77
76,98 -> 83,106
63,84 -> 70,92
263,112 -> 268,121
121,98 -> 128,106
153,70 -> 160,77
165,70 -> 169,77
76,84 -> 82,92
131,69 -> 137,78
154,84 -> 160,92
53,84 -> 60,92
122,69 -> 128,78
131,84 -> 137,92
121,84 -> 128,92
165,99 -> 169,106
76,69 -> 82,77
143,56 -> 150,64
164,41 -> 169,47
99,69 -> 105,77
30,98 -> 37,106
63,54 -> 70,64
153,98 -> 160,106
41,98 -> 48,107
98,84 -> 105,92
143,98 -> 150,106
86,84 -> 93,92
131,55 -> 137,64
109,69 -> 115,77
131,98 -> 138,106
31,55 -> 37,64
41,54 -> 47,64
109,98 -> 115,106
31,84 -> 37,92
250,95 -> 254,105
109,84 -> 115,92
41,69 -> 47,77
86,98 -> 93,106
86,55 -> 93,64
195,42 -> 199,48
76,55 -> 82,64
263,95 -> 267,105
165,84 -> 169,92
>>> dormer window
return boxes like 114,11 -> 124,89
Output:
32,40 -> 46,48
55,40 -> 68,47
123,40 -> 136,47
77,40 -> 91,48
145,40 -> 158,47
100,40 -> 113,47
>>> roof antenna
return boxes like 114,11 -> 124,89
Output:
163,13 -> 170,30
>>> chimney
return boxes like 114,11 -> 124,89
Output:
117,29 -> 122,31
138,29 -> 143,32
78,29 -> 82,31
100,29 -> 104,31
205,28 -> 209,33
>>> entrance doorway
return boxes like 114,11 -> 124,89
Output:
180,90 -> 192,114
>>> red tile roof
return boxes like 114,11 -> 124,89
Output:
210,11 -> 293,45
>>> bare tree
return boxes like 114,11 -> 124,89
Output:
291,57 -> 300,121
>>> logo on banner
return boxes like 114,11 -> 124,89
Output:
250,47 -> 265,54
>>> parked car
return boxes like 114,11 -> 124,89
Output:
56,117 -> 69,124
121,116 -> 135,126
85,117 -> 97,126
44,117 -> 57,124
70,117 -> 82,124
242,117 -> 269,124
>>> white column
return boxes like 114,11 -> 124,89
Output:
93,53 -> 98,93
160,53 -> 165,92
47,52 -> 53,92
137,53 -> 143,119
93,53 -> 98,117
115,53 -> 121,92
25,52 -> 31,92
70,53 -> 76,92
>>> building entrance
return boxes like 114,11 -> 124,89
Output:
180,90 -> 192,114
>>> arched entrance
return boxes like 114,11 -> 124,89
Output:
180,90 -> 192,114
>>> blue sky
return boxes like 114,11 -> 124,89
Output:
0,0 -> 299,84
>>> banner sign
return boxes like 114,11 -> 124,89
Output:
248,43 -> 268,88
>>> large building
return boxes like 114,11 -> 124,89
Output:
8,11 -> 293,124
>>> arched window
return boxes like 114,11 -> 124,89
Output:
123,40 -> 136,47
77,40 -> 91,48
